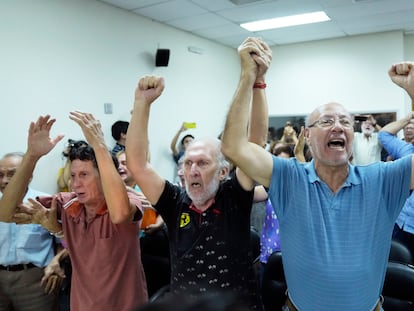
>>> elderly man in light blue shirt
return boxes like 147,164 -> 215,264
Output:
0,115 -> 64,311
222,38 -> 414,311
0,152 -> 60,311
379,113 -> 414,258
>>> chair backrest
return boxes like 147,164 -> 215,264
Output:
148,284 -> 170,303
261,251 -> 287,311
389,239 -> 413,265
382,261 -> 414,311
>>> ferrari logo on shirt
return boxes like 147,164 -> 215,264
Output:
180,213 -> 190,227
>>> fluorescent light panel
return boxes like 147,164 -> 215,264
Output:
240,11 -> 330,31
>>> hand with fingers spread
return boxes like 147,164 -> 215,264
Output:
41,248 -> 67,294
0,115 -> 64,222
69,111 -> 105,150
27,115 -> 65,159
14,197 -> 61,233
41,272 -> 64,295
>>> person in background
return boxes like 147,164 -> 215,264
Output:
402,119 -> 414,144
222,38 -> 414,310
385,118 -> 414,161
176,156 -> 185,188
279,121 -> 298,147
13,111 -> 148,311
111,120 -> 129,156
379,111 -> 414,258
293,126 -> 312,162
351,114 -> 383,165
0,115 -> 64,311
116,150 -> 164,237
126,37 -> 272,310
170,122 -> 194,164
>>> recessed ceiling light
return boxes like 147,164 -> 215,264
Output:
240,11 -> 330,31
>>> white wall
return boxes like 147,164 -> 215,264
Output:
405,34 -> 414,60
266,31 -> 407,118
0,0 -> 239,194
1,0 -> 413,194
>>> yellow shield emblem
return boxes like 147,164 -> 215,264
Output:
180,213 -> 190,227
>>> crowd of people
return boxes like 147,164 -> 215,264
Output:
1,36 -> 414,311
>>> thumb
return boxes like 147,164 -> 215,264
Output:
50,196 -> 58,213
52,134 -> 65,147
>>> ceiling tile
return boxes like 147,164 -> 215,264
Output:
97,0 -> 414,47
100,0 -> 168,10
194,23 -> 251,39
133,0 -> 207,22
167,13 -> 231,31
190,0 -> 238,11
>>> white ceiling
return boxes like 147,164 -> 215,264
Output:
98,0 -> 414,48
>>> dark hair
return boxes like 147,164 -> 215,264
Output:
272,143 -> 294,157
111,121 -> 129,141
62,139 -> 87,158
180,134 -> 194,146
67,140 -> 118,170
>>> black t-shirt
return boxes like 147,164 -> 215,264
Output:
154,178 -> 263,310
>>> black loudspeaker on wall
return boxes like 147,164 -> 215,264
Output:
155,49 -> 170,67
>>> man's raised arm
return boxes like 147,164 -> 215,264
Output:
126,75 -> 166,205
388,62 -> 414,189
222,37 -> 273,188
0,115 -> 63,222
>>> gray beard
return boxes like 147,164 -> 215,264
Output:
186,177 -> 220,207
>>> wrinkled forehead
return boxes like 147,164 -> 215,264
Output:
185,140 -> 218,161
70,158 -> 96,172
185,145 -> 213,161
309,102 -> 351,122
0,156 -> 22,169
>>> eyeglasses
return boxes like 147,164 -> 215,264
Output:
308,117 -> 354,129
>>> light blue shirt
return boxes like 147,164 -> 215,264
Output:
0,187 -> 55,267
378,131 -> 414,234
268,156 -> 411,311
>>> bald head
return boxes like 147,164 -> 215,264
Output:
306,102 -> 352,127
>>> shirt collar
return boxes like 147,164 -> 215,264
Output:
189,198 -> 216,214
64,197 -> 108,219
305,160 -> 361,187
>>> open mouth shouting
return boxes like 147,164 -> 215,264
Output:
327,138 -> 345,150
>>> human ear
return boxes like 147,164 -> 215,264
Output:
218,166 -> 229,181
